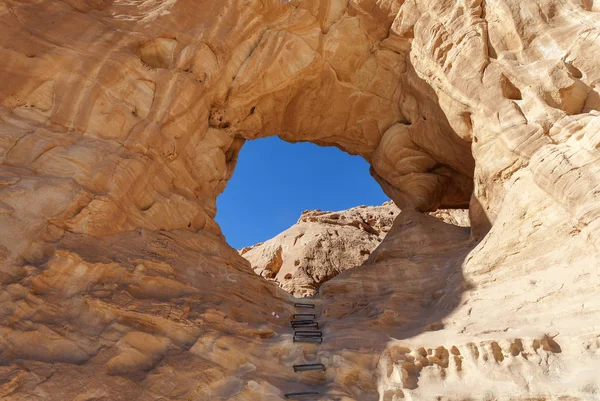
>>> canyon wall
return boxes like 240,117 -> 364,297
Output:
1,0 -> 600,400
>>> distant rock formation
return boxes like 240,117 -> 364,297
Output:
240,202 -> 469,296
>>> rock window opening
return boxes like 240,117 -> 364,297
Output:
216,136 -> 469,298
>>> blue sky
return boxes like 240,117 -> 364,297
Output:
215,136 -> 390,249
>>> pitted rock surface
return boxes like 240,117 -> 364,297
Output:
241,202 -> 469,297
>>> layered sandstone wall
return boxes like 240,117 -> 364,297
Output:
0,0 -> 600,400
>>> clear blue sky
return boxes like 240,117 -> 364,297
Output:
215,136 -> 390,249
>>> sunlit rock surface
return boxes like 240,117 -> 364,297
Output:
241,202 -> 469,297
1,0 -> 600,399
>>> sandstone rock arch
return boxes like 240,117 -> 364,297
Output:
1,0 -> 600,399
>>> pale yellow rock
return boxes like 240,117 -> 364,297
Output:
241,202 -> 469,297
0,0 -> 600,400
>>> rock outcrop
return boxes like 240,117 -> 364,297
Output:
1,0 -> 600,400
241,202 -> 469,297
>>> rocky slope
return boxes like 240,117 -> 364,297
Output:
241,202 -> 469,297
1,0 -> 600,400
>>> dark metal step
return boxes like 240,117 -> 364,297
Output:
284,391 -> 320,399
293,314 -> 316,319
294,303 -> 315,309
293,336 -> 323,344
290,319 -> 314,325
292,322 -> 319,329
294,331 -> 322,337
293,363 -> 326,372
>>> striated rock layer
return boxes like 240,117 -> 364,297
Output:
1,0 -> 600,400
241,202 -> 469,297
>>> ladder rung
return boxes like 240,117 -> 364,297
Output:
292,322 -> 319,329
293,363 -> 326,372
293,336 -> 323,344
294,331 -> 322,337
294,303 -> 315,308
293,314 -> 316,319
284,391 -> 320,399
290,319 -> 314,325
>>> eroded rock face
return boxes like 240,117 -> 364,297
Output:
241,202 -> 469,297
1,0 -> 600,400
